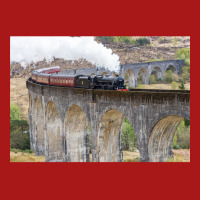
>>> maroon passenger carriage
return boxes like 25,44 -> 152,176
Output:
31,66 -> 79,87
49,74 -> 80,87
31,66 -> 61,85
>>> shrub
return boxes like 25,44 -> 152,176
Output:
181,66 -> 190,81
96,36 -> 115,43
164,70 -> 173,83
10,103 -> 30,150
96,36 -> 136,45
175,48 -> 190,67
135,37 -> 150,46
168,38 -> 172,43
184,118 -> 190,127
168,154 -> 184,162
119,36 -> 134,44
174,120 -> 190,149
173,133 -> 177,148
150,75 -> 156,84
121,118 -> 138,150
23,149 -> 33,154
124,157 -> 140,162
148,58 -> 163,62
173,36 -> 178,46
10,148 -> 19,153
10,102 -> 20,120
10,130 -> 30,150
173,144 -> 181,149
158,37 -> 165,44
179,79 -> 185,90
171,81 -> 178,90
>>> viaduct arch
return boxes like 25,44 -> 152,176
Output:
66,60 -> 185,88
27,79 -> 190,162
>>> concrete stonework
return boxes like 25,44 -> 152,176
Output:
27,80 -> 190,162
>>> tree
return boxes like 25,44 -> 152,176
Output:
150,75 -> 156,84
175,120 -> 190,149
135,37 -> 150,46
171,81 -> 178,90
121,118 -> 138,151
164,70 -> 173,83
173,133 -> 177,148
181,66 -> 190,81
175,48 -> 190,67
10,102 -> 20,120
10,103 -> 30,150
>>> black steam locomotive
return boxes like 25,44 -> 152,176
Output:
76,75 -> 127,90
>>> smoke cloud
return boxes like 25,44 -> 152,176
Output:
10,36 -> 120,72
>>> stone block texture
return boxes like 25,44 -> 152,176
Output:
27,78 -> 190,162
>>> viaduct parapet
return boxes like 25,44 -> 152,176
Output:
27,80 -> 190,162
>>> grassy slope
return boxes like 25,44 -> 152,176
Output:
137,83 -> 190,90
10,151 -> 45,162
10,78 -> 29,121
10,150 -> 190,162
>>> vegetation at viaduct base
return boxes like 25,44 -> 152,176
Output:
10,102 -> 30,152
121,118 -> 190,152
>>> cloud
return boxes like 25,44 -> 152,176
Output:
10,36 -> 120,72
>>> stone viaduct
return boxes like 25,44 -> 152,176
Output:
61,59 -> 185,87
27,79 -> 190,162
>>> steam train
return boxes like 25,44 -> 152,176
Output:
31,66 -> 128,91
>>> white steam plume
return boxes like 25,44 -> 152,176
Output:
10,36 -> 120,72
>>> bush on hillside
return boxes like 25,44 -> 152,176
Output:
158,37 -> 165,44
179,79 -> 185,90
171,81 -> 178,90
164,70 -> 173,83
10,102 -> 30,150
175,48 -> 190,67
181,66 -> 190,81
135,37 -> 150,46
150,75 -> 156,84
